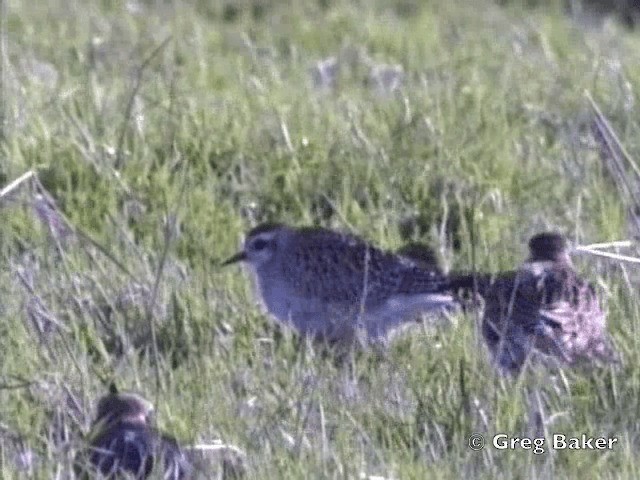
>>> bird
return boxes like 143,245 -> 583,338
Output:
74,384 -> 191,479
222,223 -> 458,344
452,232 -> 618,375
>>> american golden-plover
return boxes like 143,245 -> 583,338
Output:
75,385 -> 190,479
454,232 -> 618,374
222,223 -> 457,344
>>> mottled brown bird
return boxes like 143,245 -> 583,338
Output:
222,223 -> 456,343
75,385 -> 190,479
453,232 -> 618,375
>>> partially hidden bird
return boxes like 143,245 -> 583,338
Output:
75,385 -> 190,479
451,232 -> 619,375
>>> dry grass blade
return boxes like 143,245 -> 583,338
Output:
183,441 -> 247,477
586,91 -> 640,236
577,240 -> 635,250
114,35 -> 172,169
0,0 -> 6,142
32,192 -> 75,242
574,238 -> 640,263
573,246 -> 640,264
0,170 -> 36,202
30,175 -> 137,280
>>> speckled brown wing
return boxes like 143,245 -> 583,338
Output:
282,229 -> 372,303
282,228 -> 450,306
480,263 -> 617,374
479,271 -> 529,373
532,266 -> 617,366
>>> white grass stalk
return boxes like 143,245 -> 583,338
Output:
0,170 -> 36,200
574,247 -> 640,264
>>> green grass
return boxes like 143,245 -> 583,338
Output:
2,0 -> 640,478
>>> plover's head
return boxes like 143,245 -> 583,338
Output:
94,384 -> 154,427
222,223 -> 288,269
527,232 -> 570,263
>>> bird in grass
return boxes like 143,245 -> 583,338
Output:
222,223 -> 457,344
75,384 -> 190,479
452,232 -> 619,375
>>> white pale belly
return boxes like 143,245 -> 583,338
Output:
250,274 -> 346,336
364,293 -> 456,338
251,268 -> 455,341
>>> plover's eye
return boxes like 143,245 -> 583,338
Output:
252,238 -> 269,251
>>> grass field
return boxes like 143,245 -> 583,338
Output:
2,0 -> 640,478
